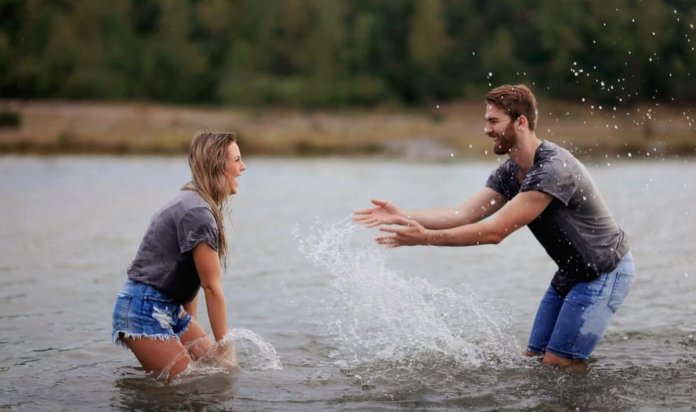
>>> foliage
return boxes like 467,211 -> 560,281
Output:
0,110 -> 20,127
0,0 -> 694,107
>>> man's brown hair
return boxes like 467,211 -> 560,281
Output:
485,84 -> 538,131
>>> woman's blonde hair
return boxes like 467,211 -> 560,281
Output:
182,130 -> 237,263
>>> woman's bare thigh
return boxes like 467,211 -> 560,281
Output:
124,336 -> 191,380
179,318 -> 214,360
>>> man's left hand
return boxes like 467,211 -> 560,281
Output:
375,216 -> 430,247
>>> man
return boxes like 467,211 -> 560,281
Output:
353,84 -> 634,369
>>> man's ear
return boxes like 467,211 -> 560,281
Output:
516,115 -> 528,130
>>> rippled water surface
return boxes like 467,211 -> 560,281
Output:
1,155 -> 694,411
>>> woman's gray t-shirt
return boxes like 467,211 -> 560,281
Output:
485,140 -> 629,297
127,190 -> 219,304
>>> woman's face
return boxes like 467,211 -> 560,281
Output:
224,142 -> 245,194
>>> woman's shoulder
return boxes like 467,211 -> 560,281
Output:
157,190 -> 212,218
176,189 -> 209,206
163,191 -> 215,229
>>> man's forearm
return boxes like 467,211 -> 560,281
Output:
407,207 -> 476,230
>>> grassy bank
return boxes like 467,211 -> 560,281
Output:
0,100 -> 694,159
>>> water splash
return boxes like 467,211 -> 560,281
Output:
298,218 -> 519,373
164,328 -> 282,384
231,328 -> 283,371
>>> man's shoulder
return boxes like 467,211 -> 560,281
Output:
534,140 -> 583,172
492,158 -> 516,173
537,140 -> 577,161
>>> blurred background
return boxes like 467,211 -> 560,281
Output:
1,3 -> 695,410
0,0 -> 694,157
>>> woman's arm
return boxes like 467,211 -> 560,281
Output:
192,242 -> 228,342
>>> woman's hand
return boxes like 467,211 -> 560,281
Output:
211,341 -> 238,370
375,216 -> 431,247
200,338 -> 238,370
353,199 -> 403,228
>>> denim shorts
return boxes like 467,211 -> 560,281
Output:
527,252 -> 634,360
111,279 -> 192,347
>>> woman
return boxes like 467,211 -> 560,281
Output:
112,130 -> 245,381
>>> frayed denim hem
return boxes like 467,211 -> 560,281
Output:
176,319 -> 192,338
111,330 -> 180,348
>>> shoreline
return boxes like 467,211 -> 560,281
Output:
1,99 -> 694,159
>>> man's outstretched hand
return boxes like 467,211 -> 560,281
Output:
352,199 -> 403,228
374,215 -> 430,247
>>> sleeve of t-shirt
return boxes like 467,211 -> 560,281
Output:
520,159 -> 576,206
177,207 -> 219,253
485,160 -> 519,200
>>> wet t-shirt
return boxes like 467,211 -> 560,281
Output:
485,140 -> 629,297
127,189 -> 219,304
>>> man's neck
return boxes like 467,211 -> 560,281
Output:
509,132 -> 542,173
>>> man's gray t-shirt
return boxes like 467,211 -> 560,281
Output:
485,140 -> 629,297
127,189 -> 219,304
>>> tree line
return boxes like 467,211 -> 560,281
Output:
1,0 -> 695,108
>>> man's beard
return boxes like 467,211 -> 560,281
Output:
492,121 -> 517,155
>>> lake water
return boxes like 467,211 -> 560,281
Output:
0,155 -> 694,411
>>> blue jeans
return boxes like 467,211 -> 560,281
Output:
111,279 -> 192,347
527,252 -> 634,360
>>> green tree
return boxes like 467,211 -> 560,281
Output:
59,1 -> 136,99
535,0 -> 586,98
479,27 -> 521,86
7,0 -> 72,97
408,0 -> 451,100
216,0 -> 286,105
138,0 -> 209,102
1,0 -> 695,106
